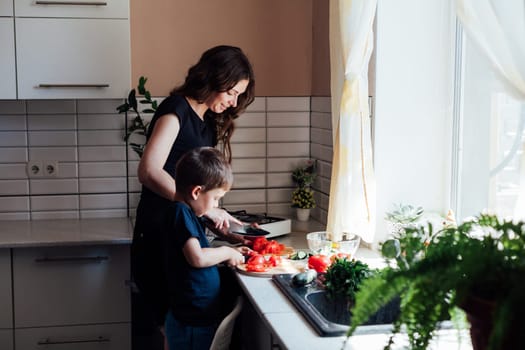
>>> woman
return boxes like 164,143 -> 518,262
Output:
131,45 -> 255,339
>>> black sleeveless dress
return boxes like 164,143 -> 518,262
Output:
131,95 -> 217,326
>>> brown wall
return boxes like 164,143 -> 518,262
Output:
130,0 -> 325,97
311,0 -> 330,96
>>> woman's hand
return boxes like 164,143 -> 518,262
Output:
203,208 -> 254,246
205,207 -> 241,230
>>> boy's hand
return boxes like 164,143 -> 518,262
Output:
225,248 -> 244,267
236,246 -> 253,256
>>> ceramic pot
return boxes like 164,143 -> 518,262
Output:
460,295 -> 517,350
296,208 -> 311,221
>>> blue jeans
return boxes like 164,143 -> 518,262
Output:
165,310 -> 217,350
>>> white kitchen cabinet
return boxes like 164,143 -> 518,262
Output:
13,245 -> 131,328
15,323 -> 130,350
7,0 -> 130,99
0,0 -> 12,15
15,0 -> 127,18
0,0 -> 16,99
15,18 -> 130,99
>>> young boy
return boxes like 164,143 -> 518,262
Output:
162,147 -> 250,350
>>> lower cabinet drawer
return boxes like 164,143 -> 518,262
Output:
0,329 -> 13,350
13,245 -> 130,327
0,250 -> 12,329
15,323 -> 130,350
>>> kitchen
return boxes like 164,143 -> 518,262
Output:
0,0 -> 523,349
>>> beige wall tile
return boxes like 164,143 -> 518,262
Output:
27,100 -> 76,114
0,131 -> 27,147
267,127 -> 309,142
267,112 -> 309,127
79,178 -> 126,193
0,115 -> 26,130
30,179 -> 78,195
79,162 -> 126,177
0,180 -> 29,195
31,195 -> 78,211
232,173 -> 265,189
0,196 -> 29,212
267,143 -> 309,157
28,115 -> 76,130
267,97 -> 310,111
0,100 -> 26,114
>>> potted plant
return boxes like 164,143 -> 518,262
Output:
384,203 -> 424,236
291,160 -> 317,221
347,212 -> 525,350
116,76 -> 157,157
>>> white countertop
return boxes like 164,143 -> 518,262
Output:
234,220 -> 473,350
0,217 -> 133,248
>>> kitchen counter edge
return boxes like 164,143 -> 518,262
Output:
0,217 -> 133,248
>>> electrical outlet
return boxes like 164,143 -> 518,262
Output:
43,160 -> 59,177
26,161 -> 43,178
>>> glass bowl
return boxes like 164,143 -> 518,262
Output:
306,231 -> 332,255
333,232 -> 361,258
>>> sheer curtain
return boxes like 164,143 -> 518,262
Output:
327,0 -> 377,242
456,0 -> 525,218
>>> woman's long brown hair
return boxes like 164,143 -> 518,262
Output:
170,45 -> 255,162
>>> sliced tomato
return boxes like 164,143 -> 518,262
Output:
252,237 -> 268,252
247,254 -> 266,266
261,241 -> 282,255
246,263 -> 269,272
267,255 -> 282,267
308,254 -> 331,273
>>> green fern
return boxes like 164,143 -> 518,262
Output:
347,213 -> 525,350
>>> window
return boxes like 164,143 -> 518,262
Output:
456,27 -> 525,219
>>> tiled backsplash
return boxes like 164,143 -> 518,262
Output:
0,96 -> 332,223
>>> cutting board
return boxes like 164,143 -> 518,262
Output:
236,258 -> 307,277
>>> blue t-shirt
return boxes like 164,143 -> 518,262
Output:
163,201 -> 221,326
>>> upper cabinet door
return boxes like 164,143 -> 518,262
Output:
0,0 -> 13,16
14,0 -> 128,18
15,17 -> 130,99
0,19 -> 16,99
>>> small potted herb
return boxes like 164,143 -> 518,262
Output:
291,160 -> 317,221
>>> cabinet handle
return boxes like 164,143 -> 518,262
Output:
37,336 -> 110,345
35,255 -> 109,263
35,1 -> 108,5
38,83 -> 110,88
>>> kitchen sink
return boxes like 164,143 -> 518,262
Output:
272,273 -> 400,337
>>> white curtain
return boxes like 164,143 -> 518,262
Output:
327,0 -> 377,243
456,0 -> 525,218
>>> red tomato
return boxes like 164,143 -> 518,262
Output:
247,254 -> 266,266
261,241 -> 283,255
267,255 -> 282,267
252,237 -> 268,252
330,252 -> 351,263
308,255 -> 331,273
